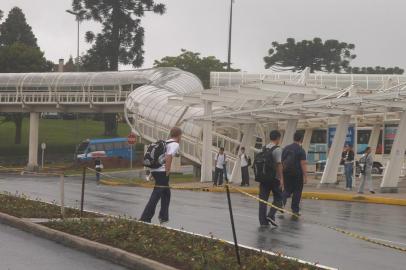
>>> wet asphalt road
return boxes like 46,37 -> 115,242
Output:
0,175 -> 405,270
0,223 -> 126,270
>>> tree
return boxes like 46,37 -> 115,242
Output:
154,49 -> 239,89
346,66 -> 404,75
72,0 -> 165,136
0,43 -> 52,72
0,7 -> 37,47
0,7 -> 53,144
264,37 -> 356,73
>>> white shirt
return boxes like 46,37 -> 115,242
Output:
151,139 -> 180,172
215,153 -> 226,169
240,153 -> 248,167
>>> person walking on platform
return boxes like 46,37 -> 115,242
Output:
94,158 -> 103,183
341,144 -> 355,190
213,147 -> 227,186
282,131 -> 307,217
255,130 -> 284,227
240,147 -> 251,186
140,127 -> 182,224
358,147 -> 375,194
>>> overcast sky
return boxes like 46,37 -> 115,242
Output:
1,0 -> 405,72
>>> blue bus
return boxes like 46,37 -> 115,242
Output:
76,138 -> 134,161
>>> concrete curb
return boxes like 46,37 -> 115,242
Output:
100,180 -> 406,206
0,212 -> 179,270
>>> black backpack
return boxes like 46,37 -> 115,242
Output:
282,148 -> 298,177
253,146 -> 278,183
143,140 -> 174,169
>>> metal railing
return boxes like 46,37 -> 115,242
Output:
211,72 -> 406,90
137,118 -> 238,170
0,91 -> 131,105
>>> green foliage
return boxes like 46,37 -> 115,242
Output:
346,66 -> 404,75
0,7 -> 37,47
46,218 -> 321,270
0,43 -> 51,72
0,193 -> 100,218
264,37 -> 356,73
154,49 -> 238,88
72,0 -> 166,71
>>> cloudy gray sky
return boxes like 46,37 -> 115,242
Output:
1,0 -> 405,72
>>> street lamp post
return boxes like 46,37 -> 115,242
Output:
227,0 -> 234,71
66,10 -> 81,72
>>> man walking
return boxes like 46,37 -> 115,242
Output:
341,144 -> 355,190
282,131 -> 307,216
258,130 -> 284,227
140,127 -> 182,224
240,147 -> 250,186
214,147 -> 226,186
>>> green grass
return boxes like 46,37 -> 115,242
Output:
0,117 -> 137,159
45,218 -> 322,270
0,193 -> 100,219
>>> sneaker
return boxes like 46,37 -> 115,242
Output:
370,191 -> 375,194
266,216 -> 278,227
159,218 -> 169,225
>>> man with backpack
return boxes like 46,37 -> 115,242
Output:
254,130 -> 284,227
282,131 -> 307,216
140,127 -> 182,224
213,147 -> 227,186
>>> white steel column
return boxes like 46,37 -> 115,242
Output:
368,124 -> 381,156
281,119 -> 298,147
27,112 -> 40,171
381,112 -> 406,193
320,115 -> 351,186
302,128 -> 313,152
200,101 -> 213,182
230,124 -> 256,183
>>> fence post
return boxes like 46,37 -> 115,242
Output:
80,167 -> 86,218
60,174 -> 65,218
225,179 -> 241,265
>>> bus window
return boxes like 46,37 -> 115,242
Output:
89,144 -> 96,152
95,143 -> 104,151
311,130 -> 327,144
104,143 -> 113,151
77,142 -> 89,154
113,142 -> 126,149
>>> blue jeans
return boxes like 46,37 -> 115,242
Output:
344,163 -> 353,189
283,173 -> 304,214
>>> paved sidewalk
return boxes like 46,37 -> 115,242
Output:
0,223 -> 126,270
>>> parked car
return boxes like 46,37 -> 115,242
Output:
61,113 -> 76,120
41,112 -> 61,119
316,160 -> 384,175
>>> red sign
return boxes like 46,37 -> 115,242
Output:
127,133 -> 137,145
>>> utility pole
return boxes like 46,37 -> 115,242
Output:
227,0 -> 234,71
66,10 -> 82,72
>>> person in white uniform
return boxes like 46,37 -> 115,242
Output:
213,147 -> 226,186
240,147 -> 250,186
